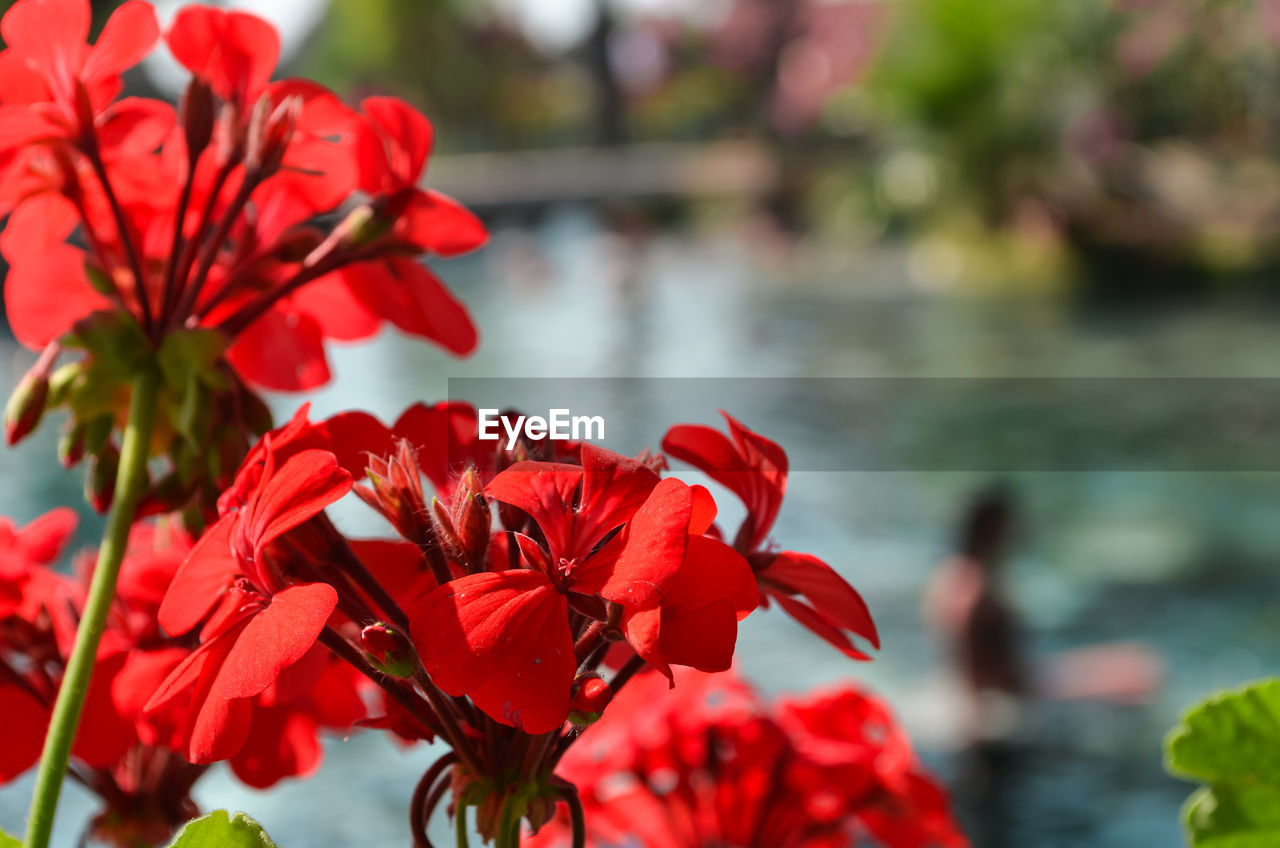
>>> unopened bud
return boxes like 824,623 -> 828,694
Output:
72,80 -> 96,149
137,472 -> 190,518
245,95 -> 300,178
47,362 -> 81,407
4,368 -> 49,446
568,674 -> 612,726
429,497 -> 461,552
336,204 -> 387,249
215,102 -> 242,166
58,422 -> 87,468
361,623 -> 418,678
86,443 -> 120,513
451,469 -> 491,568
178,77 -> 215,162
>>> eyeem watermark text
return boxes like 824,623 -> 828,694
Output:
478,408 -> 605,449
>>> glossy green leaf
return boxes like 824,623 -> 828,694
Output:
166,810 -> 280,848
0,828 -> 20,848
1167,678 -> 1280,847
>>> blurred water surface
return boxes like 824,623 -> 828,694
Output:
3,210 -> 1280,846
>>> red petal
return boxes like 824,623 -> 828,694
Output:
229,706 -> 321,789
598,477 -> 691,607
226,304 -> 331,391
16,507 -> 77,564
761,551 -> 878,648
392,401 -> 484,495
167,6 -> 279,106
661,415 -> 788,550
341,258 -> 478,356
411,570 -> 575,733
3,244 -> 103,349
293,272 -> 379,341
657,597 -> 738,673
399,190 -> 487,257
212,582 -> 338,701
319,411 -> 395,477
72,651 -> 135,766
243,450 -> 351,556
619,535 -> 756,675
360,96 -> 434,186
158,516 -> 239,637
95,96 -> 174,155
83,1 -> 158,82
770,592 -> 872,661
485,462 -> 580,529
0,0 -> 89,79
577,444 -> 661,539
0,684 -> 49,781
185,672 -> 253,764
0,192 -> 78,259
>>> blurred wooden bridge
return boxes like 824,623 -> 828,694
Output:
427,139 -> 783,211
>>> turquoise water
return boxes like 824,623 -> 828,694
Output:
3,210 -> 1279,845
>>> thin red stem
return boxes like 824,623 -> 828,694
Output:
84,145 -> 153,335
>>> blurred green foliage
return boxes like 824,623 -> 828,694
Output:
297,0 -> 591,150
863,0 -> 1280,289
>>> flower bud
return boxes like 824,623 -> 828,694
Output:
178,77 -> 215,162
58,422 -> 87,469
451,468 -> 491,568
245,95 -> 300,178
72,80 -> 96,149
361,622 -> 418,678
4,367 -> 49,446
136,471 -> 191,518
86,443 -> 120,514
355,440 -> 434,548
429,497 -> 462,553
215,102 -> 242,165
568,674 -> 612,726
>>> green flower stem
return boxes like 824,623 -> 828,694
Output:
24,365 -> 160,848
455,804 -> 471,848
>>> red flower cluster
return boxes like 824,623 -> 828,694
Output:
0,0 -> 487,534
664,413 -> 879,659
527,668 -> 968,848
0,3 -> 964,847
0,509 -> 364,845
0,0 -> 483,390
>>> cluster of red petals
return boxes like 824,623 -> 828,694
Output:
411,444 -> 757,734
0,505 -> 367,814
146,419 -> 354,764
0,0 -> 485,392
529,668 -> 968,848
663,412 -> 879,659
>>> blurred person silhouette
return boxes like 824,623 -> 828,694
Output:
923,484 -> 1163,846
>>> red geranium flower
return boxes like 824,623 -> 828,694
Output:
410,446 -> 755,733
166,4 -> 279,112
529,669 -> 968,848
0,0 -> 159,148
146,442 -> 351,762
663,412 -> 879,659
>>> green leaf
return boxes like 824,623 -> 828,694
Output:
1166,678 -> 1280,847
0,827 -> 21,848
166,810 -> 280,848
